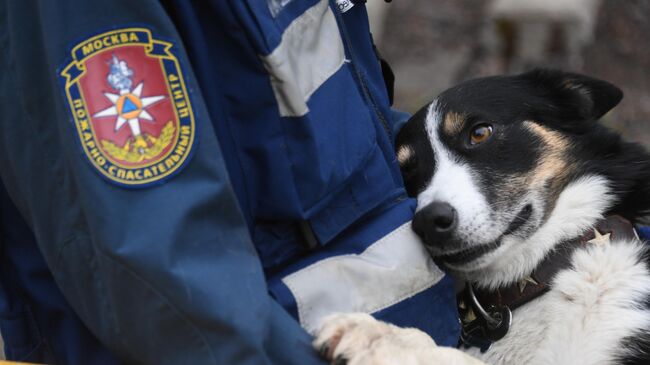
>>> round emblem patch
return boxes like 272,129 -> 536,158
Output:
60,28 -> 196,187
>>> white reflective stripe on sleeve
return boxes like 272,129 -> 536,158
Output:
261,0 -> 346,117
282,222 -> 445,334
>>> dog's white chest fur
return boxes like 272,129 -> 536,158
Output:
313,238 -> 650,365
467,239 -> 650,365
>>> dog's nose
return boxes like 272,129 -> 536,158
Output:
412,202 -> 457,244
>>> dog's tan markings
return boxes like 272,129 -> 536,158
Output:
497,122 -> 573,214
443,111 -> 466,136
524,121 -> 570,186
397,145 -> 414,166
523,121 -> 576,218
525,121 -> 568,152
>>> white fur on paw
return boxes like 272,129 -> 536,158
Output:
313,313 -> 486,365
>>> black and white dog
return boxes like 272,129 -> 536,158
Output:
314,69 -> 650,365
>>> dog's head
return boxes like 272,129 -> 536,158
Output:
397,69 -> 628,279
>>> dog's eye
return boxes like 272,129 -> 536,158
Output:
470,124 -> 493,145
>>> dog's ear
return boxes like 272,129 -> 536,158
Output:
521,69 -> 623,122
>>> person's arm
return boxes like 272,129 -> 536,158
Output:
0,1 -> 324,364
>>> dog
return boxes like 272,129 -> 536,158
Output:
313,69 -> 650,365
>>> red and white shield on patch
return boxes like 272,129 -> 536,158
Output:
60,28 -> 195,187
82,46 -> 176,165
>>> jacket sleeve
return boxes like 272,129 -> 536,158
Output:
0,1 -> 324,364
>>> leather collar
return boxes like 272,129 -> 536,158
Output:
458,215 -> 638,352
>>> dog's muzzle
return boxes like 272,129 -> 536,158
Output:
412,201 -> 457,249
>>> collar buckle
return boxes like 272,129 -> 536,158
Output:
459,283 -> 512,353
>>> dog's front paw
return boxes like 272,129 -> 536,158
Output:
313,313 -> 409,364
313,313 -> 486,365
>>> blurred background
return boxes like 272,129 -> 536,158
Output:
368,0 -> 650,148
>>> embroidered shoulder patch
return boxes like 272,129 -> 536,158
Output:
60,28 -> 196,187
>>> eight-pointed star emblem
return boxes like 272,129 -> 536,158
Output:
93,81 -> 165,140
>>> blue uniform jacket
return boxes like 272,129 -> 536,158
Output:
0,1 -> 462,364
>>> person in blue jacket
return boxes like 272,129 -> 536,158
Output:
0,1 -> 463,364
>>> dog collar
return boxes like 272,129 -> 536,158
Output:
458,215 -> 638,352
